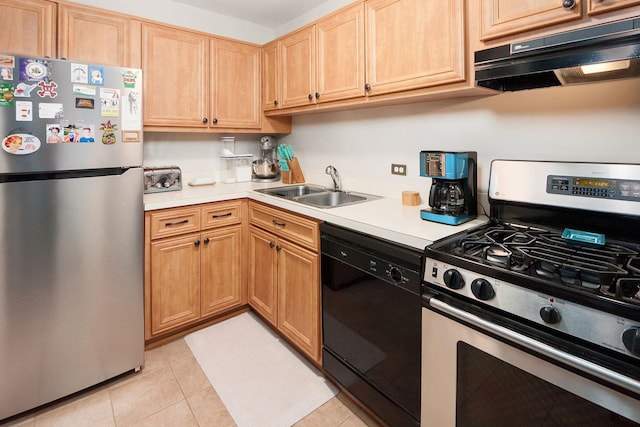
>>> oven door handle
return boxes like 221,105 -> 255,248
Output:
428,297 -> 640,396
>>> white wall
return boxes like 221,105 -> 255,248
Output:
274,0 -> 354,36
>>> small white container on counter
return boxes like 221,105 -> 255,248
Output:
220,154 -> 253,183
235,156 -> 253,182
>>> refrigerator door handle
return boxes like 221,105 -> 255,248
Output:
0,167 -> 138,183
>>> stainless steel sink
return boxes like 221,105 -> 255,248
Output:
255,184 -> 379,208
256,184 -> 328,198
295,191 -> 367,208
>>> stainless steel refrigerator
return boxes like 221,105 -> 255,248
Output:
0,54 -> 144,420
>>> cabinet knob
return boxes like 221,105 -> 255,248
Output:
212,118 -> 218,124
562,0 -> 576,9
315,92 -> 320,99
202,117 -> 208,124
274,100 -> 279,105
204,237 -> 210,244
276,245 -> 281,251
364,83 -> 371,92
269,241 -> 275,248
194,239 -> 201,247
308,94 -> 313,101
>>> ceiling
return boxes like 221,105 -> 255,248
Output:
170,0 -> 330,28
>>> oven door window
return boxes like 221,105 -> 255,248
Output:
457,342 -> 637,426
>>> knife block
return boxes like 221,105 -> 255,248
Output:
282,157 -> 305,184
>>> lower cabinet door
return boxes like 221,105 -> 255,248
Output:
150,233 -> 201,335
277,239 -> 320,362
248,226 -> 278,325
201,225 -> 244,317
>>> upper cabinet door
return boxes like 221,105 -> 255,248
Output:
0,0 -> 55,57
587,0 -> 640,15
210,38 -> 261,129
316,2 -> 366,103
263,40 -> 280,111
142,23 -> 209,127
366,0 -> 465,96
280,26 -> 316,108
58,4 -> 131,66
480,0 -> 583,41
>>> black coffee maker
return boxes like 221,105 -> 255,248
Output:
419,151 -> 477,225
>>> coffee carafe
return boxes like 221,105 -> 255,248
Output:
419,151 -> 477,225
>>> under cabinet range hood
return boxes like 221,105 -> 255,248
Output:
474,17 -> 640,91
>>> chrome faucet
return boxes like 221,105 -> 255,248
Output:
325,165 -> 342,192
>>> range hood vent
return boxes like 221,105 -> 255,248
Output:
474,17 -> 640,92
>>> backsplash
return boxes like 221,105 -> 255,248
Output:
143,78 -> 640,211
143,133 -> 265,181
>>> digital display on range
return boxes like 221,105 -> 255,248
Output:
548,175 -> 640,201
573,177 -> 615,189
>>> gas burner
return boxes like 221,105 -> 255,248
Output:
483,244 -> 512,268
485,229 -> 536,246
602,278 -> 640,305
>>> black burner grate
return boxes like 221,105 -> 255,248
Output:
447,223 -> 640,305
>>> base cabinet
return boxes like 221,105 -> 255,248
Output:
145,200 -> 247,343
248,202 -> 321,363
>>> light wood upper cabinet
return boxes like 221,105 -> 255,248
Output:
58,3 -> 132,66
280,26 -> 316,108
365,0 -> 466,96
263,40 -> 281,111
141,22 -> 278,132
480,0 -> 584,41
587,0 -> 640,15
272,2 -> 365,110
0,0 -> 55,58
142,23 -> 209,128
316,2 -> 365,103
210,38 -> 261,129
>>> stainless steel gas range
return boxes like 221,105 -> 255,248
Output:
421,160 -> 640,426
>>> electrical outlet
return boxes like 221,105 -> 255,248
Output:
391,164 -> 407,176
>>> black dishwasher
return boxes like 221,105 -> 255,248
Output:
321,223 -> 422,427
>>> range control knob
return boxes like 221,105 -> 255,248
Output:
443,269 -> 465,290
540,306 -> 562,324
622,328 -> 640,356
389,266 -> 403,284
471,278 -> 495,300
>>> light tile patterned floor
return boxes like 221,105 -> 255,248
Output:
2,339 -> 381,427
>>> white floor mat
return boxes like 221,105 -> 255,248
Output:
184,312 -> 338,427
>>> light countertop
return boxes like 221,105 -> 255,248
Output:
144,180 -> 488,250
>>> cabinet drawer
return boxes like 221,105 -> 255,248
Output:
249,202 -> 320,252
201,200 -> 243,229
150,206 -> 200,240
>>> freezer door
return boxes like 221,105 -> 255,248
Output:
0,167 -> 144,420
0,55 -> 142,174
